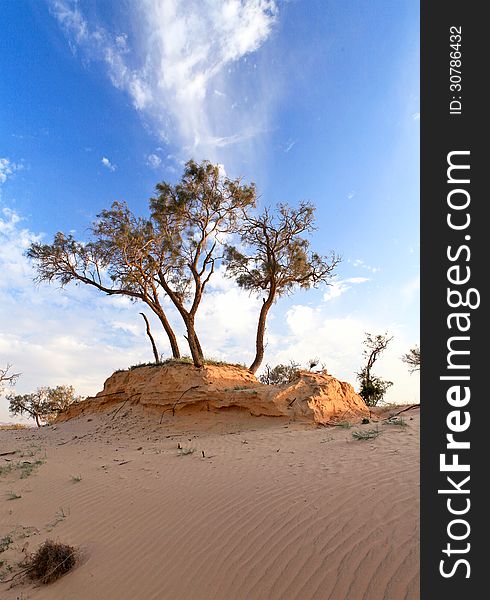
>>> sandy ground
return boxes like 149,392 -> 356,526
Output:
0,405 -> 419,600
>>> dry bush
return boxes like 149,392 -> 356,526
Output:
26,540 -> 77,584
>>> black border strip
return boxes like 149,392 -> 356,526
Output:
421,3 -> 485,597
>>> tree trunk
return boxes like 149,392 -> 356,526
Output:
156,311 -> 180,358
249,295 -> 274,374
185,319 -> 204,368
35,413 -> 41,427
140,313 -> 160,363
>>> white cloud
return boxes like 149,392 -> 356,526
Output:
412,112 -> 420,120
351,258 -> 380,274
147,153 -> 162,168
266,304 -> 419,405
283,139 -> 297,153
101,156 -> 116,171
323,277 -> 369,301
0,158 -> 23,185
347,190 -> 356,200
50,0 -> 278,161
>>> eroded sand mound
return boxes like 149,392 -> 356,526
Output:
58,363 -> 369,424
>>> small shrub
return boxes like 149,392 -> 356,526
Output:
26,540 -> 77,584
177,447 -> 196,456
0,535 -> 13,553
385,417 -> 408,427
20,459 -> 44,479
120,357 -> 247,374
70,475 -> 82,483
6,491 -> 21,501
352,428 -> 380,441
0,463 -> 13,477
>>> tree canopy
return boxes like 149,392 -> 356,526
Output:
28,160 -> 256,367
224,202 -> 340,373
8,385 -> 82,427
28,160 -> 340,374
402,345 -> 420,373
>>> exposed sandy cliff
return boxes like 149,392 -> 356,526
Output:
58,363 -> 369,424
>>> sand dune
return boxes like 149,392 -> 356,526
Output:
1,406 -> 419,599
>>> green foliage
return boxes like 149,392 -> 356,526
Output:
357,369 -> 393,407
402,345 -> 420,373
177,447 -> 196,456
224,203 -> 339,296
115,357 -> 247,374
27,159 -> 257,367
7,386 -> 81,427
385,416 -> 408,427
224,202 -> 340,373
352,427 -> 380,441
259,361 -> 301,385
0,535 -> 13,552
357,332 -> 393,407
20,459 -> 44,478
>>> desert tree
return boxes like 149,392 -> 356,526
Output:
7,385 -> 82,427
27,160 -> 256,367
148,159 -> 256,366
357,332 -> 393,406
224,202 -> 340,373
402,345 -> 420,373
27,203 -> 181,359
0,364 -> 20,393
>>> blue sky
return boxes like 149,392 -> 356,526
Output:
0,0 -> 419,421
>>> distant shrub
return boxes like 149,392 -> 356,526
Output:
259,361 -> 301,385
352,428 -> 380,441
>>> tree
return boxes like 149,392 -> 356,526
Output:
7,385 -> 82,427
259,361 -> 301,385
402,345 -> 420,373
149,160 -> 256,367
27,160 -> 256,368
225,202 -> 340,373
357,332 -> 393,406
0,364 -> 20,393
28,204 -> 181,359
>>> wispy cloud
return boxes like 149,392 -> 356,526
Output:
347,190 -> 356,200
50,0 -> 278,162
101,156 -> 116,171
147,153 -> 162,169
323,277 -> 369,302
351,258 -> 380,274
0,158 -> 22,185
283,139 -> 297,153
